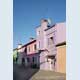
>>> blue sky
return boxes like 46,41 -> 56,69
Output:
13,0 -> 66,48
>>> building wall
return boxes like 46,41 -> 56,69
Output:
56,45 -> 66,73
26,40 -> 40,68
36,19 -> 48,70
15,20 -> 66,71
17,46 -> 25,53
45,26 -> 56,55
45,22 -> 66,57
44,26 -> 57,71
17,45 -> 27,65
27,41 -> 36,55
36,20 -> 66,71
55,22 -> 66,73
26,53 -> 40,68
55,22 -> 66,44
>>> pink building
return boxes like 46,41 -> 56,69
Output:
16,39 -> 40,68
14,19 -> 66,73
26,39 -> 40,68
17,44 -> 27,65
36,19 -> 66,72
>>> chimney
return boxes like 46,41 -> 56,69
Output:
18,44 -> 22,49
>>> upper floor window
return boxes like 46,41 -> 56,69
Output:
29,46 -> 30,52
50,37 -> 53,40
39,41 -> 40,48
48,36 -> 54,45
34,44 -> 36,50
24,47 -> 27,53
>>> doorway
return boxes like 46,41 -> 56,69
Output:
22,58 -> 25,65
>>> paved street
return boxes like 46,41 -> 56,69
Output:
13,63 -> 66,80
13,63 -> 39,80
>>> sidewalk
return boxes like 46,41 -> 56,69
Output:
30,70 -> 66,80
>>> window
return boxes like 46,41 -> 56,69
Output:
48,36 -> 54,45
50,37 -> 53,40
24,48 -> 27,53
27,57 -> 30,62
34,44 -> 36,50
29,46 -> 30,52
32,57 -> 34,63
39,41 -> 40,48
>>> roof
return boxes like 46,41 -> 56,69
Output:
13,39 -> 36,50
26,39 -> 36,46
45,22 -> 66,31
13,48 -> 18,51
56,42 -> 66,47
44,24 -> 56,31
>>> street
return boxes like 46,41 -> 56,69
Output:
13,63 -> 39,80
13,63 -> 66,80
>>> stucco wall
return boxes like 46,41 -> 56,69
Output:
36,21 -> 66,71
17,47 -> 25,53
55,22 -> 66,44
56,45 -> 66,73
45,26 -> 56,55
27,41 -> 36,55
36,20 -> 48,70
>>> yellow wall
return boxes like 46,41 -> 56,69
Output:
56,45 -> 66,73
